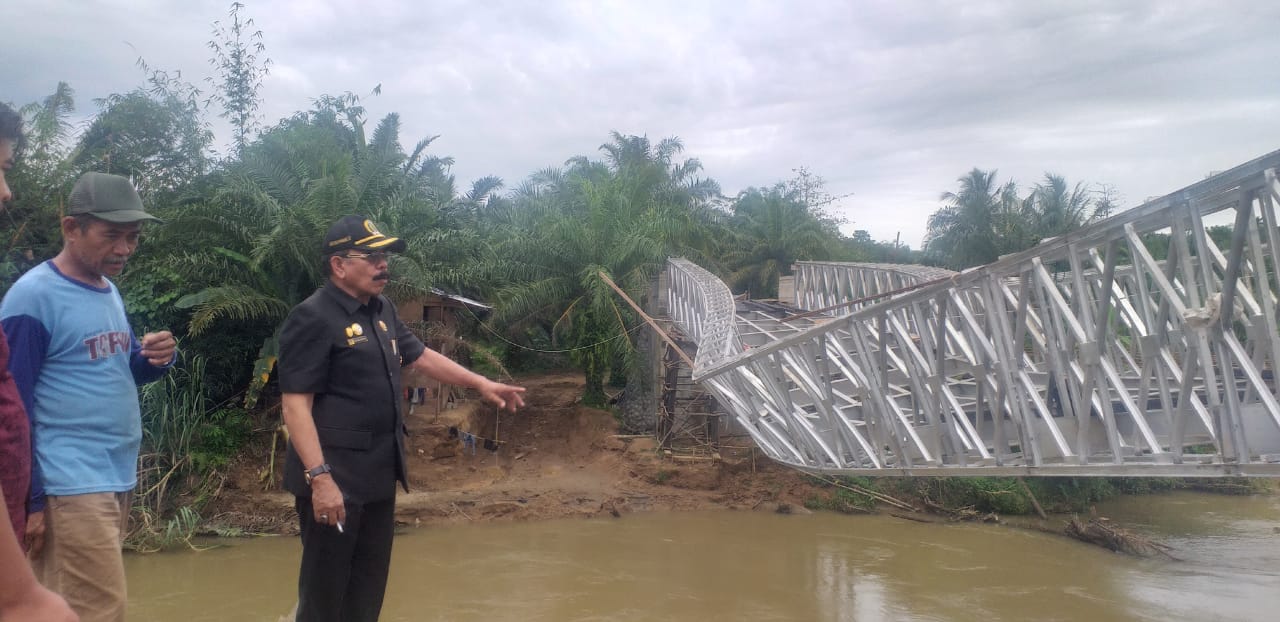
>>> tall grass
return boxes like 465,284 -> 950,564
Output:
129,354 -> 248,551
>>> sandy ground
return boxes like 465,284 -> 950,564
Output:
204,373 -> 825,534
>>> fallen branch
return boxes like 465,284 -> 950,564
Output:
922,497 -> 986,522
668,454 -> 720,462
1017,477 -> 1048,520
817,476 -> 918,512
450,503 -> 473,521
888,512 -> 939,523
1065,516 -> 1178,560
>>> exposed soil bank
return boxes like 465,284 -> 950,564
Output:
202,373 -> 827,535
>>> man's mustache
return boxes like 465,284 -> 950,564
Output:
373,272 -> 390,281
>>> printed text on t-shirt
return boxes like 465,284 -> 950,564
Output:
85,331 -> 131,360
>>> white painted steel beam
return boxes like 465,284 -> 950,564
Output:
665,149 -> 1280,477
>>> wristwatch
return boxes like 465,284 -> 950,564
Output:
304,463 -> 332,485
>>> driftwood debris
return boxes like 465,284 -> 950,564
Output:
919,498 -> 998,523
888,511 -> 938,523
1064,516 -> 1178,560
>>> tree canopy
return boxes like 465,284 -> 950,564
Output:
925,168 -> 1114,269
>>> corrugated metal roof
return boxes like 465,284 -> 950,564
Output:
429,287 -> 493,310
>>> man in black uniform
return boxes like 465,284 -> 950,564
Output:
279,215 -> 525,622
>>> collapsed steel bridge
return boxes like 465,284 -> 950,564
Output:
666,150 -> 1280,477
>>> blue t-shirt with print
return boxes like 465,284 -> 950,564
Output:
0,261 -> 171,509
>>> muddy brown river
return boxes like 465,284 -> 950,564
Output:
126,492 -> 1278,621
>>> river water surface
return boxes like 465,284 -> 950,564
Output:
126,492 -> 1279,621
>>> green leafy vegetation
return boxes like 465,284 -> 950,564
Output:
804,488 -> 877,514
131,355 -> 239,550
923,169 -> 1116,269
3,2 -> 1193,549
804,476 -> 1267,518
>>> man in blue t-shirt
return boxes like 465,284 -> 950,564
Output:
1,171 -> 177,622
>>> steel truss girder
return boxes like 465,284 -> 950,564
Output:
666,149 -> 1280,477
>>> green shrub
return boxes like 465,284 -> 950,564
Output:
192,407 -> 252,471
468,341 -> 506,379
804,488 -> 877,514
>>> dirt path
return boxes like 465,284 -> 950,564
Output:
205,373 -> 824,534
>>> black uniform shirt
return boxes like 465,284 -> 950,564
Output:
278,280 -> 426,502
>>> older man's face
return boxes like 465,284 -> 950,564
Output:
331,250 -> 392,302
63,217 -> 143,280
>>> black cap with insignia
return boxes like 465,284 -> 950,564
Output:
323,215 -> 407,255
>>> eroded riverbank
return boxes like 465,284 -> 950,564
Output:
201,373 -> 831,536
198,373 -> 1275,549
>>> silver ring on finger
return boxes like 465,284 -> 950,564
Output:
320,513 -> 329,522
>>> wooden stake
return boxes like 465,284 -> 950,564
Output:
1017,477 -> 1048,520
597,271 -> 696,369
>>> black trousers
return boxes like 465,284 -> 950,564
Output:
295,496 -> 396,622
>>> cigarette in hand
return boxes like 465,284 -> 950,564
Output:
336,521 -> 345,533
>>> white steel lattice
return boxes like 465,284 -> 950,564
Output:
667,150 -> 1280,477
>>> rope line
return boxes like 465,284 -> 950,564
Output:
457,302 -> 647,353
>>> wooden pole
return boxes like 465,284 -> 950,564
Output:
1018,477 -> 1049,520
598,271 -> 696,370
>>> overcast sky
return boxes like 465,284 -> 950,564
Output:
8,0 -> 1280,247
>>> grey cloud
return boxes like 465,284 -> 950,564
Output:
9,0 -> 1280,247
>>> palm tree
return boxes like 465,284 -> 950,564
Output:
926,169 -> 1115,269
925,168 -> 1009,269
723,184 -> 837,298
925,168 -> 999,268
164,95 -> 462,405
991,180 -> 1036,256
1028,173 -> 1105,239
598,132 -> 722,207
485,133 -> 718,411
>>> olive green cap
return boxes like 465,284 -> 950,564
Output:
67,172 -> 162,223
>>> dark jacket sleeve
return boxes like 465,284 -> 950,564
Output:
279,302 -> 331,394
